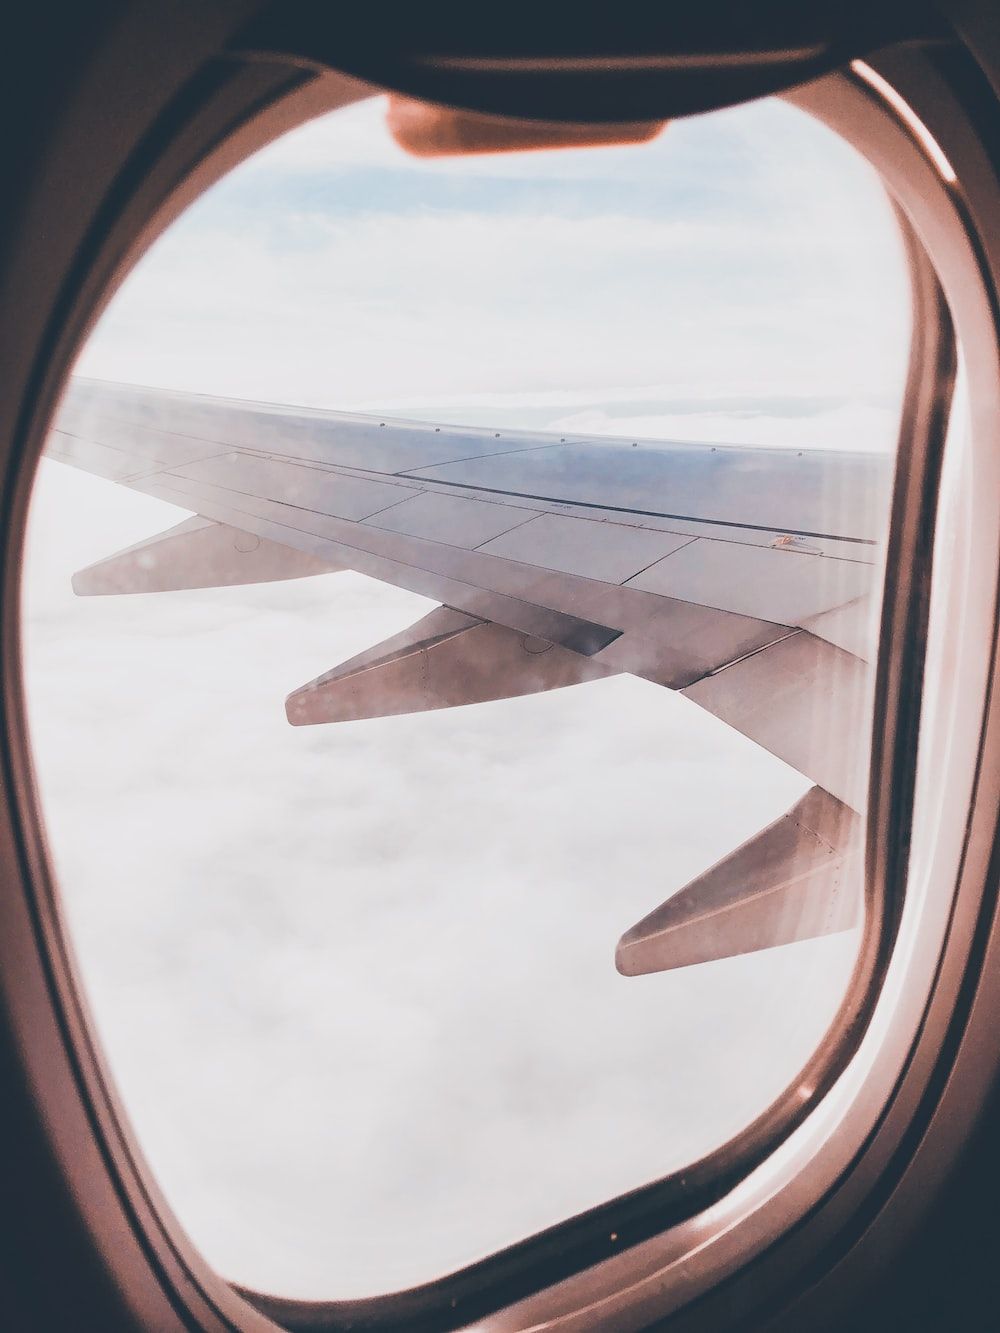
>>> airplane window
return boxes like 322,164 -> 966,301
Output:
21,91 -> 911,1300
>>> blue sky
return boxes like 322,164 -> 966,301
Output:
27,92 -> 908,1298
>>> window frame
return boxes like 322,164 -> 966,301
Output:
2,25 -> 1000,1333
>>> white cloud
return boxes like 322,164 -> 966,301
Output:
76,95 -> 909,428
549,401 -> 900,452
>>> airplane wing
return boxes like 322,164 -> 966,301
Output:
47,378 -> 891,971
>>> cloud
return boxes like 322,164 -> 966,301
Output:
547,401 -> 900,452
75,94 -> 910,426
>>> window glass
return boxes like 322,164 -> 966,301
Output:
22,93 -> 910,1298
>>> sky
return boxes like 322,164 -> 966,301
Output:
23,92 -> 908,1300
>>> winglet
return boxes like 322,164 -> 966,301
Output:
286,605 -> 617,726
72,516 -> 340,595
615,786 -> 862,975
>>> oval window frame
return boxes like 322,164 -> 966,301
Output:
2,41 -> 1000,1333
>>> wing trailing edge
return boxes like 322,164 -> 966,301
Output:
615,785 -> 862,975
286,604 -> 618,726
72,515 -> 342,595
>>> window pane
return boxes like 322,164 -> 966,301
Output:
22,93 -> 910,1298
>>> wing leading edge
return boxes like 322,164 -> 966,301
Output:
49,379 -> 890,971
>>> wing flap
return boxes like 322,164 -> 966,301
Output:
625,535 -> 872,627
286,605 -> 617,725
682,629 -> 870,809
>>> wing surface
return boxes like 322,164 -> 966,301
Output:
48,378 -> 891,968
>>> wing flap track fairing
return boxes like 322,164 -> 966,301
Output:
72,515 -> 342,595
615,785 -> 862,975
286,604 -> 619,725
